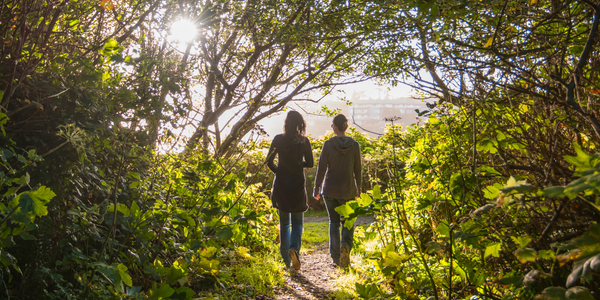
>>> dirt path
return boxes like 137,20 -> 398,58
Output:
270,215 -> 375,300
272,242 -> 339,299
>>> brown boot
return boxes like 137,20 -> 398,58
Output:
340,244 -> 350,268
289,249 -> 301,271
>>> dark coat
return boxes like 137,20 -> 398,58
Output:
313,136 -> 362,199
266,134 -> 313,212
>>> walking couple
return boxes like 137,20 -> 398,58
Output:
266,111 -> 362,271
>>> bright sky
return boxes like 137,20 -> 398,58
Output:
259,79 -> 415,138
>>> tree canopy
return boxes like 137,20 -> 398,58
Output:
1,0 -> 600,299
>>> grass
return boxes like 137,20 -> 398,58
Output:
303,222 -> 329,244
305,209 -> 329,217
195,248 -> 287,300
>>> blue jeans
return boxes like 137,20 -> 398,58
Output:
324,196 -> 355,264
279,210 -> 304,267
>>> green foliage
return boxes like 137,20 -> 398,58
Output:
2,0 -> 600,298
344,98 -> 600,299
0,128 -> 56,282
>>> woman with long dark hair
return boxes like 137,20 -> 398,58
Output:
266,111 -> 313,271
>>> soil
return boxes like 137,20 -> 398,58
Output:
268,215 -> 375,300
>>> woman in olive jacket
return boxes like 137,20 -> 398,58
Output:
266,111 -> 313,271
313,114 -> 361,268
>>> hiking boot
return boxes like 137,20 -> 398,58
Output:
340,244 -> 350,268
289,249 -> 301,271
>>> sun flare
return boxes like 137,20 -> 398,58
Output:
170,19 -> 197,43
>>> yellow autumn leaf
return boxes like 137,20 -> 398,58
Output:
485,37 -> 494,48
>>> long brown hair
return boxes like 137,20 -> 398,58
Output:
283,111 -> 306,141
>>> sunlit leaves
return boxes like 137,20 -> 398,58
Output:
511,236 -> 532,249
484,242 -> 502,258
514,248 -> 537,264
564,143 -> 600,173
436,220 -> 450,237
538,250 -> 556,261
498,176 -> 533,206
334,189 -> 389,229
17,186 -> 55,218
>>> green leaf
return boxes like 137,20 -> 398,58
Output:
128,172 -> 141,180
0,112 -> 6,135
425,241 -> 444,253
129,181 -> 141,189
149,283 -> 175,300
436,220 -> 450,237
18,186 -> 55,217
108,203 -> 130,216
15,173 -> 30,186
198,247 -> 217,258
511,236 -> 532,249
514,248 -> 537,263
344,217 -> 356,230
372,185 -> 381,200
498,276 -> 523,286
484,242 -> 502,258
20,233 -> 36,240
537,287 -> 566,300
165,265 -> 187,285
476,138 -> 498,153
2,148 -> 14,159
117,263 -> 133,287
478,165 -> 502,175
92,262 -> 132,293
538,249 -> 556,260
543,186 -> 566,198
564,143 -> 600,171
224,178 -> 236,191
103,38 -> 119,50
126,286 -> 142,296
218,227 -> 233,241
483,184 -> 501,199
357,193 -> 373,207
565,286 -> 594,300
335,202 -> 355,217
130,201 -> 140,219
501,184 -> 536,194
173,287 -> 195,299
382,251 -> 405,267
29,186 -> 56,203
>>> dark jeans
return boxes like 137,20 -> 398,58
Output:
324,196 -> 355,264
279,210 -> 303,267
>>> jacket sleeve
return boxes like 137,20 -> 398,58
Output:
266,137 -> 278,173
353,142 -> 362,196
303,139 -> 314,168
313,142 -> 328,197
